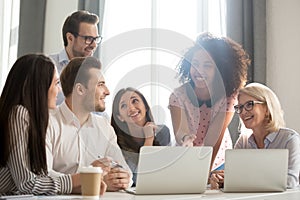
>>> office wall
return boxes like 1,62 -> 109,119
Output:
18,0 -> 46,56
43,0 -> 78,54
266,0 -> 300,132
42,0 -> 300,132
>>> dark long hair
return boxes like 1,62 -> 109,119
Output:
111,87 -> 156,153
0,54 -> 54,175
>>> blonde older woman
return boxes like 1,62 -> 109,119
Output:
210,82 -> 300,189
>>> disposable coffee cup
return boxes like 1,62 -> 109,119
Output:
79,166 -> 103,199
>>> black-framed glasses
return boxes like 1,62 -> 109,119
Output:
73,33 -> 102,45
234,100 -> 264,114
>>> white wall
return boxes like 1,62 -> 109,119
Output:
43,0 -> 78,54
42,0 -> 300,132
266,0 -> 300,132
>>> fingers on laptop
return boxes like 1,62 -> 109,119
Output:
210,170 -> 224,189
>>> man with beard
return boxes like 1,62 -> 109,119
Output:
46,57 -> 132,192
49,10 -> 101,74
50,10 -> 104,106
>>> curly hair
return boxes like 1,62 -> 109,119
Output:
177,32 -> 250,98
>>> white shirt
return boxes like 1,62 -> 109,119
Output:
46,102 -> 132,181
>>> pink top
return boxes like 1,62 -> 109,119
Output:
169,84 -> 237,170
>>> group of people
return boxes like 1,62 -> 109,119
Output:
0,9 -> 299,197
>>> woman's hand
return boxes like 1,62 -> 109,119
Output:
181,134 -> 197,147
143,122 -> 157,138
209,170 -> 224,190
143,122 -> 157,146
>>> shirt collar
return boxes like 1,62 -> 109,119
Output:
58,49 -> 70,64
59,101 -> 94,128
248,131 -> 278,148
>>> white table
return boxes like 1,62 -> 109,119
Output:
27,188 -> 300,200
103,189 -> 300,200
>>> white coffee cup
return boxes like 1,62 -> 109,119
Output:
79,166 -> 103,199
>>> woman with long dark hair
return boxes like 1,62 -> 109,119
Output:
111,87 -> 170,185
0,54 -> 90,195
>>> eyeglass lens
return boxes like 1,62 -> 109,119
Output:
235,101 -> 254,114
85,36 -> 102,44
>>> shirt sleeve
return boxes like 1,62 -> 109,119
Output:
234,133 -> 249,149
169,92 -> 184,109
286,133 -> 300,188
7,106 -> 72,195
46,117 -> 69,178
103,122 -> 133,188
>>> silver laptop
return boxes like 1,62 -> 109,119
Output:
223,149 -> 288,192
126,146 -> 212,195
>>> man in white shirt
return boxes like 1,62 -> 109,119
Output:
46,57 -> 132,191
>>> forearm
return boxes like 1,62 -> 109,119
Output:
143,136 -> 154,146
71,173 -> 81,194
170,106 -> 190,145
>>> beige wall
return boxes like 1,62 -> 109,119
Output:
43,0 -> 78,54
266,0 -> 300,132
42,0 -> 300,132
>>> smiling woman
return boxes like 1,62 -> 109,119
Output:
227,83 -> 299,189
111,87 -> 171,186
169,32 -> 250,172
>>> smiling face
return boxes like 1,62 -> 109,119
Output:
118,91 -> 147,127
69,22 -> 99,58
190,49 -> 216,89
83,68 -> 110,112
238,93 -> 268,131
48,69 -> 60,109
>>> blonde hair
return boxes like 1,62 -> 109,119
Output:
238,82 -> 285,133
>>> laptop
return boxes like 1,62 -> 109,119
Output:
126,146 -> 212,195
223,149 -> 288,192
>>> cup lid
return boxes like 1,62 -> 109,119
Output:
79,166 -> 103,173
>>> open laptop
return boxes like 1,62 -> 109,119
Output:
223,149 -> 288,192
126,146 -> 212,195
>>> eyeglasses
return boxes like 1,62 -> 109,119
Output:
73,33 -> 102,45
234,100 -> 264,114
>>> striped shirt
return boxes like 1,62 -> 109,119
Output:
0,105 -> 72,195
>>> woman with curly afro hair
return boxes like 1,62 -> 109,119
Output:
169,32 -> 250,171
